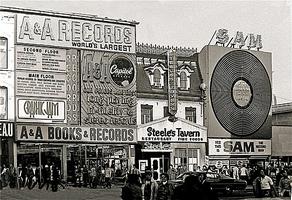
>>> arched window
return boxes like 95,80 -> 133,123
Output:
180,71 -> 187,90
153,68 -> 161,87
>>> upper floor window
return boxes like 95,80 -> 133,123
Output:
0,37 -> 8,69
153,68 -> 161,87
180,71 -> 187,90
185,107 -> 196,123
141,104 -> 153,124
0,86 -> 8,119
163,106 -> 171,117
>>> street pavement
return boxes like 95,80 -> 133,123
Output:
0,186 -> 291,200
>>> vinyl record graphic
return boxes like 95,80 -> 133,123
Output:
210,50 -> 271,136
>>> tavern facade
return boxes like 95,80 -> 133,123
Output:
135,43 -> 207,179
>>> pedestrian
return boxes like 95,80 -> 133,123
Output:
89,166 -> 97,188
239,164 -> 249,181
128,164 -> 141,185
8,164 -> 17,188
83,165 -> 89,187
27,165 -> 35,189
121,174 -> 142,200
75,165 -> 82,187
51,164 -> 59,192
167,164 -> 177,180
1,164 -> 9,188
141,170 -> 158,200
156,173 -> 174,200
173,174 -> 206,200
278,170 -> 292,197
232,165 -> 240,180
40,165 -> 51,190
198,172 -> 218,200
104,164 -> 113,188
258,169 -> 277,197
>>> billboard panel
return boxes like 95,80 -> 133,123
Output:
80,51 -> 137,128
199,45 -> 272,139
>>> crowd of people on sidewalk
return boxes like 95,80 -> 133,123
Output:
0,162 -> 65,192
121,162 -> 292,200
1,161 -> 292,199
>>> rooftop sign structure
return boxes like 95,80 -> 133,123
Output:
209,28 -> 263,51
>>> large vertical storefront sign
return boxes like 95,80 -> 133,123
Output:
16,14 -> 136,53
208,138 -> 271,156
66,49 -> 80,125
81,51 -> 136,127
167,50 -> 178,116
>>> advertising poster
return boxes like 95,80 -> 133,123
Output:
17,98 -> 66,121
16,45 -> 66,72
16,70 -> 66,98
80,51 -> 137,128
208,138 -> 271,156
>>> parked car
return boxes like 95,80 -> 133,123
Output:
170,171 -> 247,194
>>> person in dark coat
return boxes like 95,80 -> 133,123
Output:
121,174 -> 142,200
51,164 -> 59,192
173,175 -> 208,200
157,173 -> 174,200
40,165 -> 51,190
198,172 -> 218,200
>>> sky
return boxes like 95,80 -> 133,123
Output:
1,0 -> 292,104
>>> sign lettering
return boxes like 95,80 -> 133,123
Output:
0,122 -> 14,137
209,139 -> 271,156
215,29 -> 263,50
17,14 -> 135,53
17,125 -> 137,143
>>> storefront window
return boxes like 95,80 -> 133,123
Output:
174,148 -> 187,169
188,148 -> 198,171
0,37 -> 8,69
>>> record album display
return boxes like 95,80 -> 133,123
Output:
210,50 -> 272,136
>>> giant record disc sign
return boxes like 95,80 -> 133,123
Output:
210,50 -> 271,136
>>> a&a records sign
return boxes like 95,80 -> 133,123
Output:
16,124 -> 137,143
